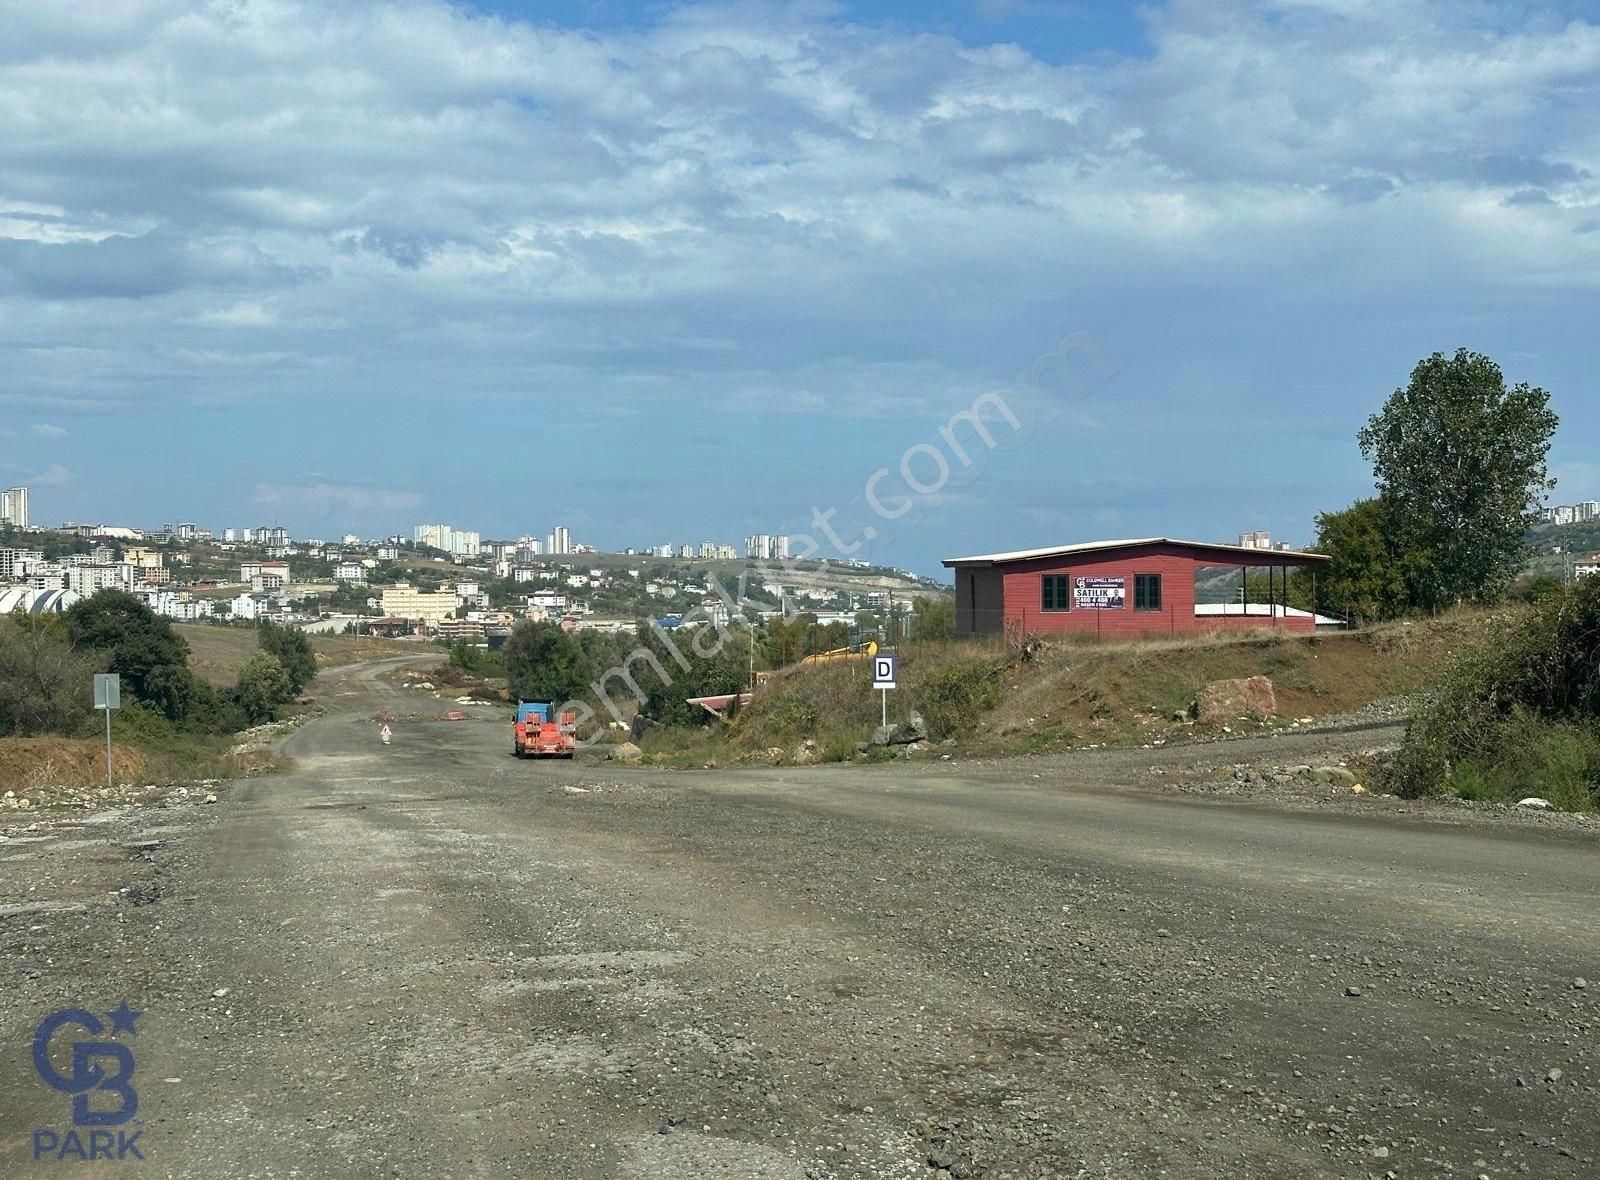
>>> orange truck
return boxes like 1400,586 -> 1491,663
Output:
513,700 -> 577,758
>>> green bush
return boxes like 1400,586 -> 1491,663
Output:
1441,712 -> 1600,810
914,658 -> 1004,740
447,642 -> 504,677
819,732 -> 863,763
258,621 -> 316,694
1393,577 -> 1600,808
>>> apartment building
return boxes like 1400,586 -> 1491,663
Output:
380,582 -> 458,624
0,486 -> 28,528
0,548 -> 42,582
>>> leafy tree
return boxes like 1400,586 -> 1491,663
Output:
638,625 -> 751,727
504,621 -> 591,702
1358,349 -> 1558,609
0,615 -> 103,737
911,594 -> 956,641
257,620 -> 316,694
236,651 -> 294,721
1305,498 -> 1416,623
65,590 -> 196,722
446,641 -> 503,677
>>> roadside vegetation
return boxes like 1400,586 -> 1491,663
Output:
1264,349 -> 1558,624
1390,577 -> 1600,810
630,613 -> 1489,766
0,593 -> 320,788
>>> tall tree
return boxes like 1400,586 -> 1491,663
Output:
64,589 -> 196,722
1358,349 -> 1558,609
1307,498 -> 1415,623
504,621 -> 591,703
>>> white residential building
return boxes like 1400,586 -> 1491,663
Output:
744,534 -> 791,560
1,486 -> 29,529
0,548 -> 42,582
414,523 -> 450,551
65,564 -> 134,595
413,524 -> 482,557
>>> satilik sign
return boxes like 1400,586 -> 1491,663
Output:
1073,576 -> 1125,610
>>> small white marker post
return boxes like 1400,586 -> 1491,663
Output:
93,673 -> 121,790
872,654 -> 897,728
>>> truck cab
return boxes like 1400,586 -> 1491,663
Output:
513,700 -> 577,758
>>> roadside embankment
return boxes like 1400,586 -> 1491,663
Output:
640,610 -> 1506,765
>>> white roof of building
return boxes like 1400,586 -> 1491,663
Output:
1195,603 -> 1346,626
943,537 -> 1331,567
0,586 -> 81,614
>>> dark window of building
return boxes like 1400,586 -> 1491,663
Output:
1134,573 -> 1162,611
1041,574 -> 1070,612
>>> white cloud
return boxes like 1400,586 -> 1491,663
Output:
198,300 -> 276,327
0,0 -> 1595,544
253,482 -> 424,515
29,463 -> 73,488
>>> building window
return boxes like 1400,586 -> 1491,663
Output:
1134,573 -> 1162,611
1041,574 -> 1070,612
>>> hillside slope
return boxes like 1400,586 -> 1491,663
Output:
643,612 -> 1502,763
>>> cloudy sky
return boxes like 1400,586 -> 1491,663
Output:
3,0 -> 1597,573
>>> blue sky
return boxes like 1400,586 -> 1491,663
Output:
2,1 -> 1598,575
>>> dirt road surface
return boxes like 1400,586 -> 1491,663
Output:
4,659 -> 1597,1178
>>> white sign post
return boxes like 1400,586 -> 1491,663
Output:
93,673 -> 121,790
872,654 -> 897,729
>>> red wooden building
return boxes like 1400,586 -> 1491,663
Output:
943,538 -> 1332,639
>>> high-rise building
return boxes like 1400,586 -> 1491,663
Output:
744,533 -> 791,560
1,486 -> 29,529
414,523 -> 451,551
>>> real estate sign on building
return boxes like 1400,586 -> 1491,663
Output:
1073,576 -> 1125,610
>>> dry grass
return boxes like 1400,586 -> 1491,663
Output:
176,623 -> 414,687
977,616 -> 1489,751
645,611 -> 1504,761
0,738 -> 147,791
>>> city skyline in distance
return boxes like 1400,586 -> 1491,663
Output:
3,1 -> 1597,576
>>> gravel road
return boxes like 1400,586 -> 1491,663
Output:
4,658 -> 1597,1179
